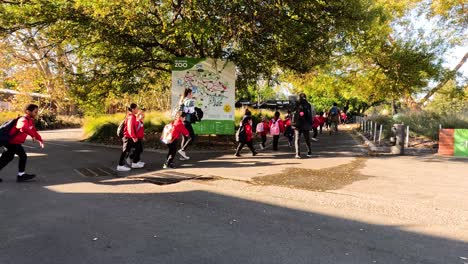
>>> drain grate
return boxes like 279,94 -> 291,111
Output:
74,167 -> 116,177
133,171 -> 201,185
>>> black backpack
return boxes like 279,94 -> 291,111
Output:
0,117 -> 20,147
235,125 -> 247,143
116,118 -> 127,138
191,107 -> 204,123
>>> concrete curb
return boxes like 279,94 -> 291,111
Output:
355,131 -> 382,152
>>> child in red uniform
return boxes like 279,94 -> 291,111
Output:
235,115 -> 257,157
283,110 -> 294,147
117,103 -> 142,171
164,112 -> 190,169
269,111 -> 285,151
318,111 -> 326,134
256,116 -> 270,150
130,110 -> 146,167
312,113 -> 321,142
0,104 -> 44,182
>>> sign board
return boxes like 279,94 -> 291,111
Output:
172,58 -> 236,135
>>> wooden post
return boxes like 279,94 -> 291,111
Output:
391,124 -> 406,155
405,126 -> 410,148
378,125 -> 383,145
373,123 -> 377,142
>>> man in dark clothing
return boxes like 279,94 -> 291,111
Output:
292,93 -> 313,159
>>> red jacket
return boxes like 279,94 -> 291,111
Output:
136,120 -> 144,139
269,118 -> 285,134
124,113 -> 138,139
245,123 -> 253,142
313,116 -> 321,129
318,116 -> 325,126
257,121 -> 270,136
171,119 -> 190,141
9,115 -> 43,144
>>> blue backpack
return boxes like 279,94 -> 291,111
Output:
0,117 -> 20,147
330,106 -> 339,116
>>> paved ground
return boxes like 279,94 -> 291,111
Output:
0,128 -> 467,264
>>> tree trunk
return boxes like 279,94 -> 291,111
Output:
419,52 -> 468,105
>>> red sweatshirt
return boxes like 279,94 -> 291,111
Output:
244,123 -> 253,142
318,116 -> 325,126
9,115 -> 43,144
312,115 -> 321,129
171,119 -> 190,141
257,120 -> 270,136
123,113 -> 138,140
136,120 -> 145,139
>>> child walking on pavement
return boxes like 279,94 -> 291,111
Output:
117,103 -> 144,171
284,110 -> 294,148
312,113 -> 320,142
164,112 -> 190,169
269,111 -> 284,151
130,110 -> 146,167
235,115 -> 257,157
256,116 -> 269,150
0,104 -> 45,182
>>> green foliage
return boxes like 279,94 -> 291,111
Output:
0,111 -> 81,130
426,80 -> 468,113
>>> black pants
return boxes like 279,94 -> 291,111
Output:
235,141 -> 255,155
312,128 -> 318,139
319,125 -> 323,134
261,135 -> 267,148
294,129 -> 311,155
118,137 -> 135,166
272,135 -> 280,151
0,144 -> 27,173
130,140 -> 143,163
166,141 -> 177,165
181,121 -> 196,151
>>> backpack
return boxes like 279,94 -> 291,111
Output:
116,118 -> 127,138
330,106 -> 339,116
256,122 -> 264,133
160,123 -> 176,144
270,120 -> 280,136
291,110 -> 303,128
0,117 -> 20,147
235,125 -> 247,143
191,107 -> 204,123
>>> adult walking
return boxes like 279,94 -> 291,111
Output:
328,102 -> 340,134
292,93 -> 314,159
117,103 -> 144,171
178,88 -> 196,160
0,104 -> 45,182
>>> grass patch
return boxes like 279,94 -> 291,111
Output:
253,158 -> 370,191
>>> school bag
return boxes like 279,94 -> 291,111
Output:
270,120 -> 280,136
191,107 -> 204,123
330,106 -> 339,116
116,118 -> 127,138
0,117 -> 20,147
235,125 -> 247,143
160,122 -> 176,144
291,110 -> 303,128
256,122 -> 264,133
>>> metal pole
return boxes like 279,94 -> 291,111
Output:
405,125 -> 410,148
378,124 -> 383,145
370,121 -> 373,137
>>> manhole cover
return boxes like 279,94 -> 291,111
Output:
74,167 -> 116,177
132,171 -> 201,185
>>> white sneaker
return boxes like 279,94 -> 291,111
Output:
136,161 -> 145,166
295,155 -> 301,159
131,162 -> 144,169
312,138 -> 319,142
178,150 -> 190,160
259,144 -> 265,150
117,165 -> 131,172
125,157 -> 132,166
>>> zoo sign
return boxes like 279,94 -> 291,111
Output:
172,58 -> 236,135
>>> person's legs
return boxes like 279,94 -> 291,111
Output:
180,122 -> 195,151
312,128 -> 318,141
166,142 -> 177,166
246,141 -> 257,155
272,135 -> 279,150
132,140 -> 143,163
303,130 -> 312,155
261,135 -> 267,148
235,142 -> 245,156
15,145 -> 27,173
294,129 -> 301,156
118,138 -> 133,166
0,145 -> 16,171
319,125 -> 323,134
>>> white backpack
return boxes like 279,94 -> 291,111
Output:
256,122 -> 264,133
160,123 -> 175,144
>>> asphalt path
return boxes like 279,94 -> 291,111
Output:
0,129 -> 467,264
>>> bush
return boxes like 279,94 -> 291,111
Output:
0,110 -> 81,129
